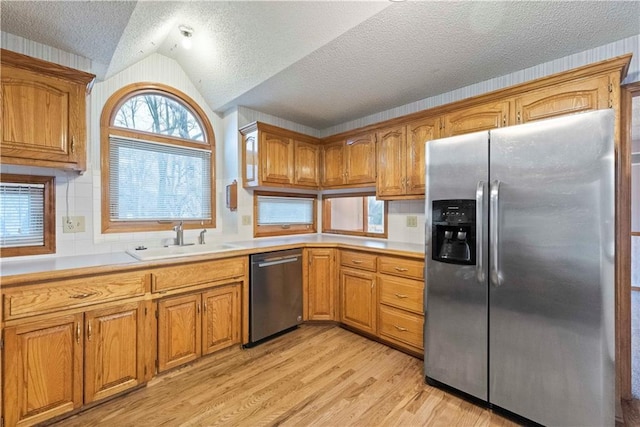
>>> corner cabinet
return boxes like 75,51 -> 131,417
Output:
0,49 -> 95,172
321,132 -> 376,188
303,248 -> 337,321
240,121 -> 321,189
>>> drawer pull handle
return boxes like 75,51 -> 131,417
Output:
394,267 -> 409,272
394,293 -> 409,299
70,292 -> 97,299
352,260 -> 363,264
394,325 -> 408,332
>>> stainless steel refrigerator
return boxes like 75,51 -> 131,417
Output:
424,109 -> 615,426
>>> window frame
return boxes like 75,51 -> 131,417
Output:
0,174 -> 55,257
322,192 -> 388,238
254,191 -> 317,238
100,83 -> 216,233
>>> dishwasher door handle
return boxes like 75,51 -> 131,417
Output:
257,256 -> 299,268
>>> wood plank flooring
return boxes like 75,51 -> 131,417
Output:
55,325 -> 515,427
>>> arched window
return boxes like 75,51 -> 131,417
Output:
101,83 -> 215,233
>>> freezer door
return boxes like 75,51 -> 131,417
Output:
488,110 -> 615,426
425,131 -> 489,401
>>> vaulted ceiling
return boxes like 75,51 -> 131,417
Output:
2,1 -> 639,130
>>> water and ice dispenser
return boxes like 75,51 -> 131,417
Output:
431,200 -> 476,265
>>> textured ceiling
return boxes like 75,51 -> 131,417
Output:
1,1 -> 639,130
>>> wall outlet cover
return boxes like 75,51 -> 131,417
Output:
63,216 -> 86,233
242,215 -> 251,226
406,215 -> 418,228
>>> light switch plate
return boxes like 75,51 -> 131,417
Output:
406,215 -> 418,228
242,215 -> 251,226
63,216 -> 86,233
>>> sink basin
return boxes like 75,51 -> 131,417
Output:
126,243 -> 243,261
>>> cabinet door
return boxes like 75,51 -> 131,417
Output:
84,302 -> 146,404
261,131 -> 294,185
306,249 -> 337,321
294,140 -> 320,187
1,66 -> 81,167
158,294 -> 202,372
376,126 -> 406,198
406,117 -> 439,196
514,75 -> 610,124
4,314 -> 83,427
202,285 -> 240,355
345,133 -> 376,185
321,141 -> 345,187
443,100 -> 510,137
340,268 -> 377,334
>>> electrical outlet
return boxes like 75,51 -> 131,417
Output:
406,215 -> 418,228
242,215 -> 251,226
63,216 -> 86,233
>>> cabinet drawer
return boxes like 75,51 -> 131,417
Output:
378,256 -> 424,280
4,272 -> 146,320
340,251 -> 376,271
379,276 -> 423,314
152,257 -> 247,293
379,305 -> 424,350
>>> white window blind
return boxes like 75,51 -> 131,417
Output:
0,182 -> 45,247
257,196 -> 314,225
109,136 -> 212,221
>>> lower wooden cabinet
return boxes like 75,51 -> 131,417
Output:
304,248 -> 337,321
4,314 -> 83,427
3,301 -> 151,427
157,284 -> 240,373
340,268 -> 377,335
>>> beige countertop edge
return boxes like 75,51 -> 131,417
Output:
0,241 -> 424,287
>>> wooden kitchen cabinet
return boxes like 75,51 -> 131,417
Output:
4,313 -> 84,427
240,121 -> 322,189
0,49 -> 94,172
304,248 -> 337,321
321,141 -> 346,187
340,267 -> 377,335
321,132 -> 376,188
202,285 -> 241,355
157,284 -> 241,372
84,302 -> 148,404
514,74 -> 611,124
442,100 -> 510,137
376,116 -> 439,199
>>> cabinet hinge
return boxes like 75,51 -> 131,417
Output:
155,359 -> 159,369
144,366 -> 147,376
608,82 -> 613,93
1,416 -> 4,427
155,310 -> 159,319
0,338 -> 4,350
145,307 -> 148,316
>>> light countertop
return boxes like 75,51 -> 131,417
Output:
0,234 -> 424,283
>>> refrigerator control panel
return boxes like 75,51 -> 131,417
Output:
431,199 -> 476,265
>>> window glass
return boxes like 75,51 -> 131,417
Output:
254,192 -> 317,237
114,93 -> 205,142
109,137 -> 211,221
0,174 -> 55,256
323,194 -> 387,238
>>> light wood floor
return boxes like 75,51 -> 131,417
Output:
55,324 -> 516,427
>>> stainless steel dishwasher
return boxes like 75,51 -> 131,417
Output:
249,249 -> 302,345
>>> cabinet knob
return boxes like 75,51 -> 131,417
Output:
76,322 -> 81,344
394,267 -> 408,272
87,322 -> 92,341
394,293 -> 409,299
394,325 -> 408,332
71,136 -> 75,154
70,292 -> 97,299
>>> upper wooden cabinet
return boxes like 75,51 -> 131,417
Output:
321,132 -> 376,188
0,49 -> 95,172
240,121 -> 322,189
514,74 -> 611,124
376,117 -> 439,199
442,100 -> 510,137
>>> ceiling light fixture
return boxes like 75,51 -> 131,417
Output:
179,25 -> 194,50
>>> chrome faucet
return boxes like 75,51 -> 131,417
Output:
199,229 -> 207,245
173,221 -> 184,246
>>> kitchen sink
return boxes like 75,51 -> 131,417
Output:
126,243 -> 244,261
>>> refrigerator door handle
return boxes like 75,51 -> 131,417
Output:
476,181 -> 486,283
490,180 -> 503,287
